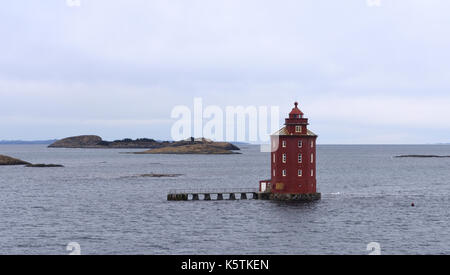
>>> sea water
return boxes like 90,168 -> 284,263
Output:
0,144 -> 449,255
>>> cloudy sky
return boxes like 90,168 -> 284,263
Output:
1,0 -> 450,144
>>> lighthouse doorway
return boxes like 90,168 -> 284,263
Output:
261,182 -> 267,192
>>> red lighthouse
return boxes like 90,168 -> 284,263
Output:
259,102 -> 320,201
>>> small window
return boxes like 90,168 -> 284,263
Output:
273,154 -> 275,163
282,140 -> 286,148
298,154 -> 302,163
311,153 -> 314,163
273,169 -> 276,177
295,126 -> 302,133
298,140 -> 303,148
298,169 -> 302,177
311,141 -> 314,148
282,154 -> 286,163
311,169 -> 314,177
282,170 -> 287,177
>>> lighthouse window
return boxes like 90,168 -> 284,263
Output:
311,141 -> 314,148
298,170 -> 302,177
298,140 -> 303,148
311,153 -> 314,163
295,126 -> 302,133
311,169 -> 314,177
282,154 -> 286,163
282,140 -> 286,148
273,169 -> 276,177
298,154 -> 302,163
273,154 -> 275,163
282,170 -> 287,177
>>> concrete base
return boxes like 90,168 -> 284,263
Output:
258,192 -> 321,202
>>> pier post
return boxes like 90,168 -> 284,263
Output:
217,194 -> 224,200
252,193 -> 258,200
229,193 -> 236,200
192,194 -> 199,201
204,194 -> 211,201
241,193 -> 247,200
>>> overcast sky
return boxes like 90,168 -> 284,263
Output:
1,0 -> 450,144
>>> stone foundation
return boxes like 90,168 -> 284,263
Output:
167,194 -> 188,201
258,192 -> 321,202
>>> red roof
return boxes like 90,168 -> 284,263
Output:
289,102 -> 304,116
272,127 -> 317,137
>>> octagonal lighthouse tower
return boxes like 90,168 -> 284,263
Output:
259,102 -> 321,201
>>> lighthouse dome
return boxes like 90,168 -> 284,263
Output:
289,102 -> 304,118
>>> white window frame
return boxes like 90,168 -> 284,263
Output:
298,154 -> 302,163
273,154 -> 276,163
282,169 -> 287,177
298,169 -> 302,177
311,141 -> 314,148
295,126 -> 302,133
311,153 -> 314,163
282,140 -> 286,148
298,140 -> 303,148
311,169 -> 314,177
282,154 -> 286,163
273,169 -> 276,177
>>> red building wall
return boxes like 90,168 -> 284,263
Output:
269,103 -> 318,195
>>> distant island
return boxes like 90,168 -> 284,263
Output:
0,139 -> 57,145
48,135 -> 240,154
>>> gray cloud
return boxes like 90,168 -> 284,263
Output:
1,0 -> 450,142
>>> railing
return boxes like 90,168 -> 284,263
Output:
168,188 -> 259,194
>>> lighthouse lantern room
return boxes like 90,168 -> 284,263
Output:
259,102 -> 321,201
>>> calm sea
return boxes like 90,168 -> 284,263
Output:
0,144 -> 449,255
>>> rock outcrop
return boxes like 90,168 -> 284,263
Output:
395,155 -> 450,158
0,155 -> 63,167
138,173 -> 183,178
0,155 -> 30,166
25,164 -> 64,168
134,143 -> 240,155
